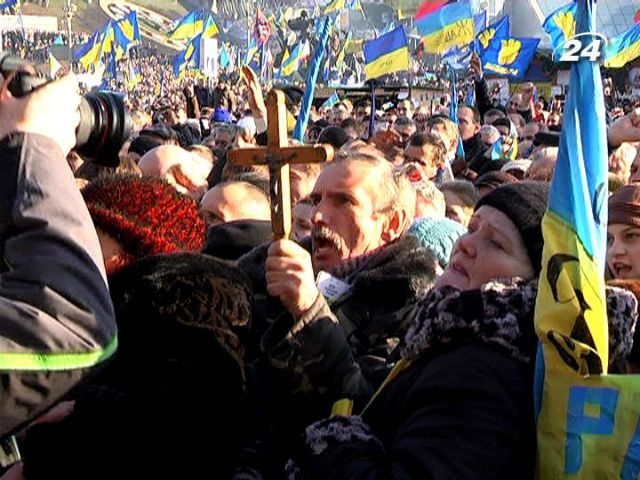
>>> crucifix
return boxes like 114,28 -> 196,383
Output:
227,90 -> 334,239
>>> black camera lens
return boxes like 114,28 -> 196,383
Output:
75,91 -> 132,167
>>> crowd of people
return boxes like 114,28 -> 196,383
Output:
3,15 -> 640,479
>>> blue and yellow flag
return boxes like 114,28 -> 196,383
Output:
279,42 -> 303,78
203,14 -> 219,38
126,61 -> 141,90
74,29 -> 106,72
530,1 -> 640,478
169,11 -> 205,41
363,26 -> 409,80
323,0 -> 345,15
113,10 -> 141,55
321,92 -> 340,110
475,16 -> 510,56
336,31 -> 352,72
543,2 -> 577,60
604,22 -> 640,69
346,0 -> 364,13
481,36 -> 539,79
416,1 -> 474,54
244,36 -> 261,72
173,33 -> 202,77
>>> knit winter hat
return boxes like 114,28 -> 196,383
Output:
212,107 -> 233,124
475,182 -> 549,274
609,184 -> 640,228
83,174 -> 206,260
409,217 -> 467,268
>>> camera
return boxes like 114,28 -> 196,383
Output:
0,53 -> 131,167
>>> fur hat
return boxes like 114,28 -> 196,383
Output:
83,174 -> 205,261
475,182 -> 549,274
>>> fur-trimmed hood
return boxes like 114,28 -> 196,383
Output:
402,279 -> 640,370
238,234 -> 438,306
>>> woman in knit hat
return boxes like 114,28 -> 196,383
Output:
607,184 -> 640,280
18,174 -> 253,478
82,173 -> 206,274
291,181 -> 550,479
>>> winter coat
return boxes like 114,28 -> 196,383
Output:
235,235 -> 437,478
292,280 -> 640,480
19,253 -> 253,479
464,133 -> 489,173
0,133 -> 116,438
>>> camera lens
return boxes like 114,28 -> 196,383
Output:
75,92 -> 132,167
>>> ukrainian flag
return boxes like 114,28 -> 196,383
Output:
533,1 -> 626,477
321,92 -> 340,110
363,26 -> 409,80
173,33 -> 202,76
279,42 -> 303,78
336,31 -> 352,72
323,0 -> 345,15
416,1 -> 474,54
127,62 -> 141,90
113,10 -> 141,52
604,22 -> 640,69
74,29 -> 106,72
543,2 -> 577,60
169,11 -> 205,41
475,16 -> 510,56
203,14 -> 219,38
480,36 -> 539,79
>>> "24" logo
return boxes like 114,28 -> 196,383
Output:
553,33 -> 609,63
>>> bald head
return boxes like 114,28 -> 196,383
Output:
138,145 -> 191,177
200,181 -> 271,226
139,145 -> 213,195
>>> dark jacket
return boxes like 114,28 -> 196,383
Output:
294,279 -> 539,480
20,253 -> 253,479
464,132 -> 488,172
236,235 -> 437,477
293,281 -> 640,480
239,235 -> 437,410
0,133 -> 116,438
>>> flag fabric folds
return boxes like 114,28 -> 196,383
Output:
48,53 -> 62,77
363,26 -> 409,80
127,61 -> 141,90
203,14 -> 219,38
219,43 -> 230,69
475,16 -> 510,56
531,1 -> 640,478
169,11 -> 205,41
323,0 -> 346,15
293,16 -> 332,141
543,2 -> 577,59
74,29 -> 106,72
279,43 -> 303,78
604,22 -> 640,69
415,0 -> 449,19
321,92 -> 340,110
173,34 -> 202,77
416,1 -> 475,54
481,36 -> 539,79
113,10 -> 141,53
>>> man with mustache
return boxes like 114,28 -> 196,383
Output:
237,152 -> 438,477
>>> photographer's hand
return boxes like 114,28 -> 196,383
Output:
0,73 -> 80,156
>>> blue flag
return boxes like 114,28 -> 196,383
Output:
293,16 -> 332,141
475,16 -> 510,56
219,43 -> 230,69
543,2 -> 577,59
481,36 -> 539,79
448,69 -> 465,158
321,92 -> 340,110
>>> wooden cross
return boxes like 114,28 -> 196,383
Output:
227,90 -> 334,239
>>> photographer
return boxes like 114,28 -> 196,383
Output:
0,74 -> 116,440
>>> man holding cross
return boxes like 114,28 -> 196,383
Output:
234,89 -> 438,477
